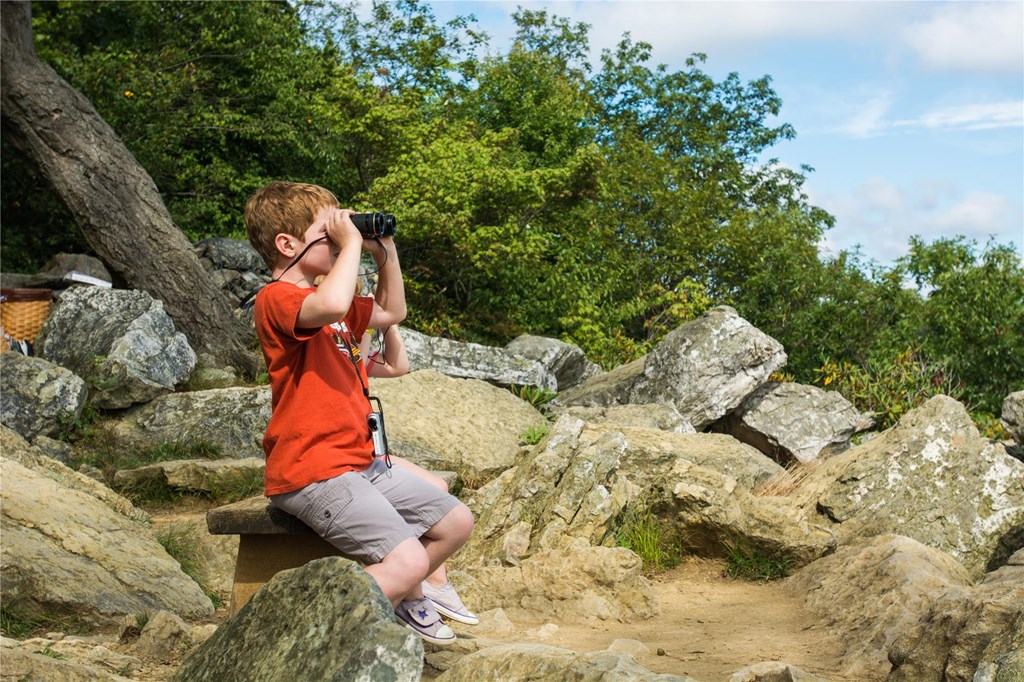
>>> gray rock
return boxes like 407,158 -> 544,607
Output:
0,455 -> 213,626
105,386 -> 271,460
114,457 -> 264,497
403,328 -> 556,391
455,545 -> 659,624
887,556 -> 1024,681
554,403 -> 696,434
38,287 -> 196,409
135,610 -> 192,660
786,534 -> 973,680
171,557 -> 422,682
717,382 -> 874,465
557,306 -> 787,430
0,352 -> 87,439
435,643 -> 693,681
1002,390 -> 1024,445
29,253 -> 112,288
793,395 -> 1024,579
372,369 -> 546,484
506,334 -> 603,391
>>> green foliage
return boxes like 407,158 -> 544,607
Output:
519,423 -> 549,445
509,384 -> 558,409
724,537 -> 793,582
816,348 -> 963,430
3,1 -> 1018,422
614,505 -> 686,574
0,599 -> 88,639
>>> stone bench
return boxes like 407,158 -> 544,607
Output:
207,471 -> 458,615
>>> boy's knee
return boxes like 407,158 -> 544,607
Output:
386,538 -> 431,578
450,503 -> 474,540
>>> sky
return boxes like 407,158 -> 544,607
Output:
426,0 -> 1024,268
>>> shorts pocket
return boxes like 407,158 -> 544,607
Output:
296,478 -> 355,537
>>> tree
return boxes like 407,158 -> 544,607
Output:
1,1 -> 259,374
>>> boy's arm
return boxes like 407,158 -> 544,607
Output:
366,236 -> 407,329
297,209 -> 362,329
368,326 -> 410,378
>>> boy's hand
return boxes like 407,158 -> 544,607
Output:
325,209 -> 361,248
362,234 -> 397,262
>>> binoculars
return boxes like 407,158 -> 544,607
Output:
352,212 -> 397,239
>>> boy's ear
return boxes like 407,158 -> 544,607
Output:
274,233 -> 297,258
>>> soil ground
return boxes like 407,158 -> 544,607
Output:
440,556 -> 856,681
127,505 -> 859,682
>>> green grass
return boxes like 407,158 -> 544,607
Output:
614,505 -> 687,574
0,600 -> 89,639
156,523 -> 221,608
723,537 -> 793,582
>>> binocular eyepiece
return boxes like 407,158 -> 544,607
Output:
352,212 -> 397,239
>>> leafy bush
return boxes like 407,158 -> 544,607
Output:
816,347 -> 963,430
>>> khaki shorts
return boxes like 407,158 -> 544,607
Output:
269,457 -> 459,564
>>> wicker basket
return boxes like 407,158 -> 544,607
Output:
1,288 -> 53,344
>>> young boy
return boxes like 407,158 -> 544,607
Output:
244,181 -> 474,645
360,325 -> 479,626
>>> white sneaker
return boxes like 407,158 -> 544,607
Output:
395,596 -> 456,645
421,581 -> 480,626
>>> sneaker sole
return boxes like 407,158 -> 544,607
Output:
429,599 -> 480,626
398,619 -> 457,646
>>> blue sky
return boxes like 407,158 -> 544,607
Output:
426,0 -> 1023,268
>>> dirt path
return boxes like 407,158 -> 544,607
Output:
146,509 -> 856,681
454,557 -> 854,681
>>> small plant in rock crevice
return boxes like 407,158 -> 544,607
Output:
614,504 -> 687,574
723,537 -> 793,582
519,423 -> 549,445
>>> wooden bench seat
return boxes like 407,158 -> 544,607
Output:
207,471 -> 457,615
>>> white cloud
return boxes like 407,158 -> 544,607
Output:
894,101 -> 1024,132
902,2 -> 1024,74
810,176 -> 1023,265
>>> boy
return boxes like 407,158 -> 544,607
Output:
244,181 -> 473,645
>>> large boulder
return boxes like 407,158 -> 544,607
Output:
0,352 -> 87,440
786,534 -> 973,679
372,370 -> 546,484
715,382 -> 873,465
556,306 -> 787,430
459,414 -> 833,570
193,237 -> 270,310
113,457 -> 265,498
37,287 -> 196,409
505,334 -> 603,391
105,386 -> 271,459
171,557 -> 422,682
888,549 -> 1024,682
402,329 -> 556,391
1,451 -> 213,625
791,395 -> 1024,579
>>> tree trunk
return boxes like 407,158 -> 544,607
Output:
0,2 -> 260,375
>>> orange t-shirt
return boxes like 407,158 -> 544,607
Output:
254,282 -> 375,495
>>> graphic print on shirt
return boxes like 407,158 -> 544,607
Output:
330,321 -> 361,363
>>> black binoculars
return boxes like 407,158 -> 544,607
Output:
352,212 -> 397,239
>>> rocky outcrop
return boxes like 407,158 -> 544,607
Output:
557,306 -> 787,430
888,549 -> 1024,681
505,334 -> 603,391
37,287 -> 195,409
0,352 -> 87,440
786,534 -> 973,679
105,386 -> 271,459
715,381 -> 873,465
792,396 -> 1024,579
403,328 -> 556,391
0,452 -> 213,625
113,457 -> 265,497
171,557 -> 422,682
1003,390 -> 1024,445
